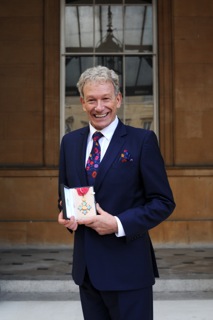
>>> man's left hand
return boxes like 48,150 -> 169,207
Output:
78,203 -> 118,235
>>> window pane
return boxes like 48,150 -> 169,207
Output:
66,0 -> 93,4
66,56 -> 94,96
125,0 -> 152,4
124,5 -> 152,52
65,56 -> 94,133
96,0 -> 122,4
95,5 -> 123,52
125,56 -> 153,96
65,6 -> 93,52
124,97 -> 154,129
124,56 -> 154,129
66,0 -> 152,3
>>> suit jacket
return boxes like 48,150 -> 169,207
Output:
58,120 -> 175,291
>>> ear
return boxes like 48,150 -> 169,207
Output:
116,92 -> 122,109
80,97 -> 86,111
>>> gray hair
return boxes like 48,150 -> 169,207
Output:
77,65 -> 120,98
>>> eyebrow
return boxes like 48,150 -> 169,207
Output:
86,93 -> 112,98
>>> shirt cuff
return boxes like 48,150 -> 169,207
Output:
115,216 -> 126,237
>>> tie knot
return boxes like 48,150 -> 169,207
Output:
92,131 -> 103,142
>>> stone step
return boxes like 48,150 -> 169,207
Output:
1,278 -> 213,294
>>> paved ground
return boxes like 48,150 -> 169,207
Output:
0,246 -> 213,319
1,247 -> 212,280
0,293 -> 213,320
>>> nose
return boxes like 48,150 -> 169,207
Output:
95,100 -> 104,111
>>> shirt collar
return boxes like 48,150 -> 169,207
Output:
89,116 -> 118,141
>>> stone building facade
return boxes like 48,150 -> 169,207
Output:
0,0 -> 212,247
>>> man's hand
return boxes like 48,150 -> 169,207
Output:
78,203 -> 118,235
58,211 -> 78,231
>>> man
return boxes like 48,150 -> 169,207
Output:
58,66 -> 175,319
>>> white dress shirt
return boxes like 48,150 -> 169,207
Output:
85,117 -> 125,237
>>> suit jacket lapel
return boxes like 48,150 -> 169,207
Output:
77,126 -> 90,187
95,121 -> 127,191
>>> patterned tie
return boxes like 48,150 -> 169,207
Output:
86,131 -> 103,185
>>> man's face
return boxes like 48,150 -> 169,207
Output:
80,80 -> 122,130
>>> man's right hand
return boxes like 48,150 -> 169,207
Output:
58,211 -> 78,231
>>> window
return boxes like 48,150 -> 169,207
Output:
60,0 -> 158,136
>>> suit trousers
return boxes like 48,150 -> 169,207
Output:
79,270 -> 153,320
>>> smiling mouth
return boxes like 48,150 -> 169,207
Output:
94,113 -> 109,118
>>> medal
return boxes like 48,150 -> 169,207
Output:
76,187 -> 92,215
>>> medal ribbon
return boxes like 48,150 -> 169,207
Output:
76,187 -> 90,196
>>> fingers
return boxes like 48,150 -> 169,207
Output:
58,211 -> 65,225
58,203 -> 113,234
78,206 -> 117,235
96,202 -> 101,212
65,216 -> 78,231
76,204 -> 106,226
58,212 -> 78,231
96,203 -> 107,215
78,217 -> 95,226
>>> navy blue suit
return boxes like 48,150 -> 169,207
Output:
58,120 -> 175,316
